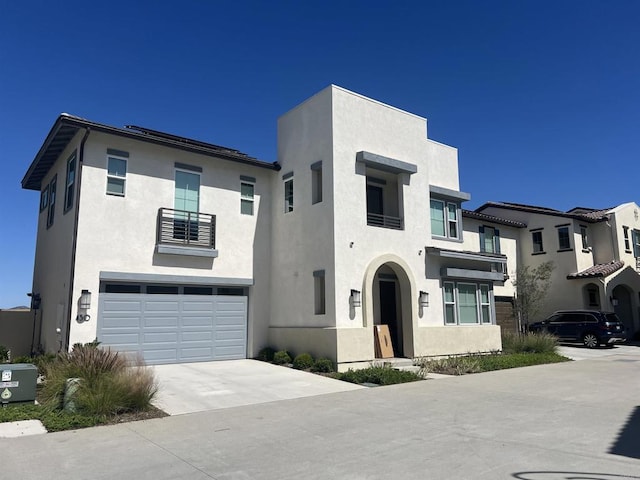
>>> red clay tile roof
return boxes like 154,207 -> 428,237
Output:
566,260 -> 624,279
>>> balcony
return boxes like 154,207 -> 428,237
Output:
367,212 -> 403,230
156,208 -> 218,258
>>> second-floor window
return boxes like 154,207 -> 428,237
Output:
532,230 -> 544,254
557,226 -> 571,251
46,175 -> 57,228
107,154 -> 127,196
479,226 -> 500,254
64,151 -> 77,212
431,199 -> 459,239
580,225 -> 589,251
284,177 -> 294,213
311,162 -> 322,204
623,226 -> 631,252
633,230 -> 640,258
241,182 -> 254,215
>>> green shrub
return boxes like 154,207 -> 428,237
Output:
336,365 -> 422,385
311,357 -> 334,373
292,353 -> 314,370
256,347 -> 276,362
0,345 -> 9,362
40,345 -> 157,416
11,355 -> 34,364
502,331 -> 558,354
273,350 -> 292,365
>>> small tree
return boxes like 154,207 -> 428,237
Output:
513,261 -> 555,332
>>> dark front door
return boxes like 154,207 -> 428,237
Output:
379,280 -> 402,356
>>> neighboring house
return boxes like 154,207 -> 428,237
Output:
460,210 -> 526,333
477,202 -> 640,338
21,85 -> 518,368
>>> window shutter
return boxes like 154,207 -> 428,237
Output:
479,226 -> 485,252
495,229 -> 501,254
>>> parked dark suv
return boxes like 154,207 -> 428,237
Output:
529,310 -> 627,348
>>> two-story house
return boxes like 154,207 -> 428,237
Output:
477,202 -> 640,338
22,85 -> 520,369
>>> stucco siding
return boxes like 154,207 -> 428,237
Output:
69,132 -> 272,350
32,132 -> 83,352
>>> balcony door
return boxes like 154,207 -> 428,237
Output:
174,170 -> 200,241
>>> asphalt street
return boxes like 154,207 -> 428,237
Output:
1,346 -> 639,479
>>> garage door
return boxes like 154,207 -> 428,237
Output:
97,293 -> 247,364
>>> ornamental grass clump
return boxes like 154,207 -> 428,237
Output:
40,344 -> 157,416
501,331 -> 558,354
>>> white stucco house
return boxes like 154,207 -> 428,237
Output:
22,85 -> 519,368
477,201 -> 640,338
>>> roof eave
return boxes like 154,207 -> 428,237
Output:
22,115 -> 280,191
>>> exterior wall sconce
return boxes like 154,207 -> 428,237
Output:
419,291 -> 429,307
77,289 -> 92,322
610,296 -> 619,306
350,289 -> 361,307
80,290 -> 92,309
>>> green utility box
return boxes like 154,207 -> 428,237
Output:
1,363 -> 38,405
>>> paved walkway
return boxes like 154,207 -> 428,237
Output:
1,350 -> 639,479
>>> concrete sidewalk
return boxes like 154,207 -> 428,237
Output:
1,352 -> 639,479
151,359 -> 364,415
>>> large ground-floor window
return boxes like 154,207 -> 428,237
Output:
443,281 -> 492,325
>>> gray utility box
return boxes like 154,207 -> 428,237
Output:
1,363 -> 38,405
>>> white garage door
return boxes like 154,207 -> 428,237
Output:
97,293 -> 247,365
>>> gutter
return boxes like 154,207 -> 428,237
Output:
63,127 -> 91,352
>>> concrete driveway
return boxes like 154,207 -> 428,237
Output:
151,359 -> 364,415
558,341 -> 640,361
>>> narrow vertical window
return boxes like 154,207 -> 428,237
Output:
447,203 -> 459,239
480,285 -> 491,324
64,151 -> 77,212
443,282 -> 456,325
40,185 -> 49,212
311,161 -> 323,204
633,230 -> 640,258
107,152 -> 128,196
430,199 -> 445,236
580,225 -> 589,250
241,182 -> 254,215
623,226 -> 631,252
314,270 -> 325,315
46,175 -> 57,228
284,177 -> 294,213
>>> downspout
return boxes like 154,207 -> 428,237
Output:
63,127 -> 91,352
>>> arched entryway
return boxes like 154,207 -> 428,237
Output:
612,284 -> 634,336
363,256 -> 415,358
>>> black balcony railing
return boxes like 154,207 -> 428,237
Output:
367,212 -> 403,230
157,208 -> 216,249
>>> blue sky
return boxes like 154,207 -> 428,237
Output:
1,0 -> 639,308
